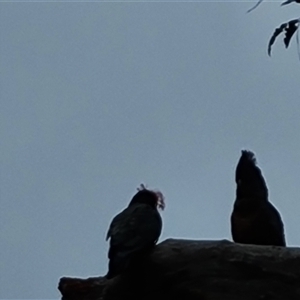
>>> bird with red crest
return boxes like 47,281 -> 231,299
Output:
105,184 -> 165,279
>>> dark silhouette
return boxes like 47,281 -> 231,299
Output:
247,0 -> 300,58
268,19 -> 300,57
231,150 -> 286,246
106,184 -> 164,279
247,0 -> 264,13
281,0 -> 300,6
247,0 -> 299,13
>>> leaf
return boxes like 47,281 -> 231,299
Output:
268,19 -> 300,56
281,0 -> 297,6
247,0 -> 264,13
268,23 -> 288,56
284,19 -> 299,48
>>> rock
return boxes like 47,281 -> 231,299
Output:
58,239 -> 300,300
58,276 -> 106,300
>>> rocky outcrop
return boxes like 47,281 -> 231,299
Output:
58,239 -> 300,300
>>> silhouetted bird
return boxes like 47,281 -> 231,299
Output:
106,184 -> 165,279
231,150 -> 286,246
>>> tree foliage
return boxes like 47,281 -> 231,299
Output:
247,0 -> 300,57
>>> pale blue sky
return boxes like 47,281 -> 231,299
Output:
1,1 -> 300,299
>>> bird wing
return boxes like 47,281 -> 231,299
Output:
106,203 -> 162,257
261,201 -> 286,246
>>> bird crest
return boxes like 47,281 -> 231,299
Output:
241,150 -> 257,165
137,183 -> 165,210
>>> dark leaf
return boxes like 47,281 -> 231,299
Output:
268,23 -> 288,56
281,0 -> 298,6
284,19 -> 299,48
268,19 -> 299,56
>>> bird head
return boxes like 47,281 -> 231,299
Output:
235,150 -> 268,199
129,184 -> 165,210
236,150 -> 259,184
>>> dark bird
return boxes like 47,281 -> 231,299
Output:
106,184 -> 165,279
231,150 -> 286,246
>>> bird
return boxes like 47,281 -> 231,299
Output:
105,184 -> 165,279
231,150 -> 286,247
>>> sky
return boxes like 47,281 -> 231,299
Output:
1,1 -> 300,299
